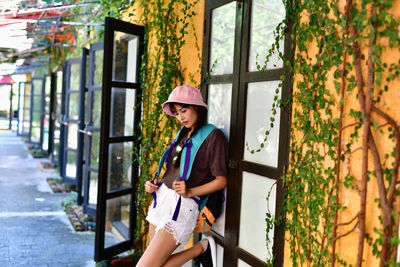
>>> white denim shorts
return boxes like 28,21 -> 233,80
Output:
146,183 -> 199,245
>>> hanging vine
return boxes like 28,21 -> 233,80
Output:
127,0 -> 201,253
257,0 -> 400,266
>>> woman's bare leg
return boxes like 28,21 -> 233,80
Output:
149,223 -> 156,242
136,228 -> 179,267
162,240 -> 206,267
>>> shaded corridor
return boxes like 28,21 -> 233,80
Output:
0,130 -> 114,267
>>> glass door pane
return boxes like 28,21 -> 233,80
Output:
42,76 -> 51,152
209,2 -> 236,75
208,83 -> 232,139
238,172 -> 276,262
18,82 -> 31,136
243,81 -> 281,167
248,0 -> 285,71
95,17 -> 144,261
30,78 -> 44,145
23,83 -> 31,135
110,88 -> 136,137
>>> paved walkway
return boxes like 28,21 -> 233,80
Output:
0,131 -> 114,267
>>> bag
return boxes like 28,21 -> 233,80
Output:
193,189 -> 224,233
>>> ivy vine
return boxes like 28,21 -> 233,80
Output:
127,0 -> 201,252
256,0 -> 400,266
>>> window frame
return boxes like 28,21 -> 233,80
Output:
201,1 -> 294,266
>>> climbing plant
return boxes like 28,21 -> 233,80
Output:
255,0 -> 400,266
126,0 -> 201,252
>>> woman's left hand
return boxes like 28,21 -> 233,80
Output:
173,180 -> 191,198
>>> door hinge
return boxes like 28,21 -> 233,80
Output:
229,159 -> 239,169
237,0 -> 242,8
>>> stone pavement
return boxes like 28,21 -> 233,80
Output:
0,131 -> 117,267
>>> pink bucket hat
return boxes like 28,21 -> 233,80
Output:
162,85 -> 208,116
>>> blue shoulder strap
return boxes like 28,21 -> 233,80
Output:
179,124 -> 217,181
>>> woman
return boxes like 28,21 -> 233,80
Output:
137,84 -> 228,267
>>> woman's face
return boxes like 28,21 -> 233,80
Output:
172,104 -> 199,129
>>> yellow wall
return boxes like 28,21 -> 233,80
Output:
284,1 -> 400,266
122,0 -> 400,266
123,1 -> 205,87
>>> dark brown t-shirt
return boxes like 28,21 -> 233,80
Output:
161,128 -> 228,193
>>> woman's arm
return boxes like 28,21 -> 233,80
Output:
172,175 -> 227,198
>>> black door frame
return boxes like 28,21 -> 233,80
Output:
94,17 -> 144,261
41,74 -> 52,154
60,58 -> 82,187
76,48 -> 89,205
201,1 -> 293,266
83,42 -> 104,217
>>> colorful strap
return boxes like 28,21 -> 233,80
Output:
172,139 -> 192,221
151,172 -> 163,208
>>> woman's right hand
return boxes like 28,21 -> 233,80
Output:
144,180 -> 159,193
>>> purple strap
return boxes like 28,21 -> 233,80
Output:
191,197 -> 203,206
151,172 -> 163,208
181,140 -> 192,182
164,139 -> 177,165
172,195 -> 182,221
172,140 -> 193,221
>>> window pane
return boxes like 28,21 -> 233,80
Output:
244,81 -> 281,167
90,131 -> 100,168
110,88 -> 136,137
248,0 -> 285,71
53,137 -> 60,158
92,90 -> 102,127
238,259 -> 252,267
89,171 -> 98,205
23,108 -> 30,121
104,194 -> 131,248
70,63 -> 80,90
45,76 -> 51,95
31,126 -> 40,143
113,32 -> 139,83
33,95 -> 41,111
93,50 -> 103,86
23,121 -> 30,134
207,84 -> 232,139
210,2 -> 236,75
56,71 -> 63,91
67,123 -> 78,150
32,80 -> 42,95
68,92 -> 79,120
42,129 -> 49,151
66,150 -> 77,178
42,77 -> 51,151
31,112 -> 41,127
24,95 -> 30,109
107,142 -> 133,192
239,172 -> 276,262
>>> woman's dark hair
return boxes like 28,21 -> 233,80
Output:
170,102 -> 208,133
